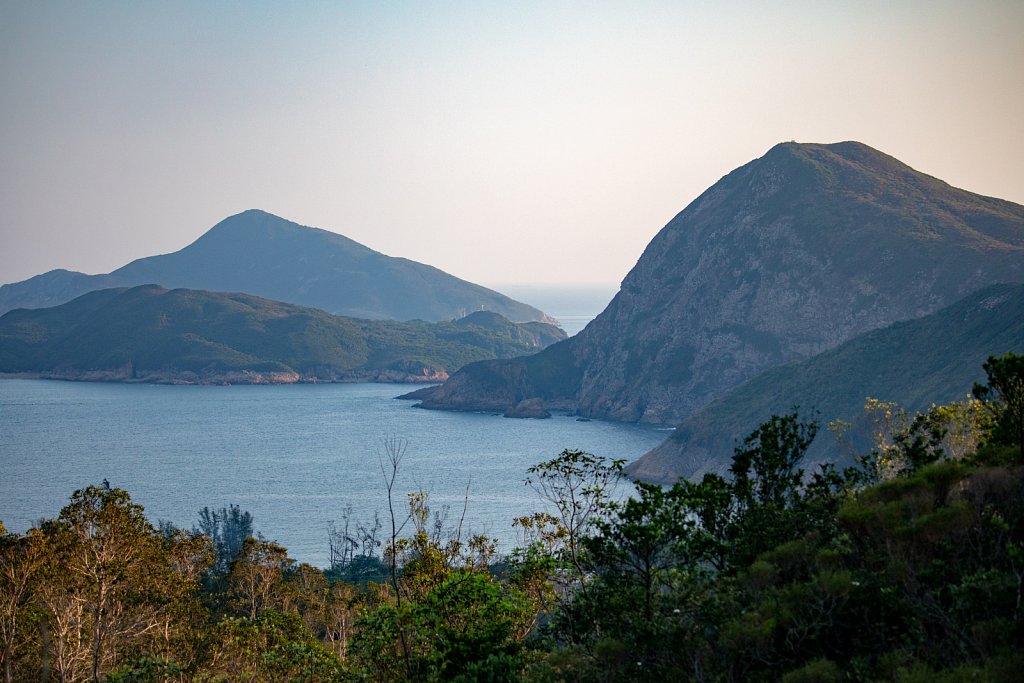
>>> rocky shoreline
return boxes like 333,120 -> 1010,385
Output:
0,368 -> 448,386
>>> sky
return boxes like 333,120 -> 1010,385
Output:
1,1 -> 1022,289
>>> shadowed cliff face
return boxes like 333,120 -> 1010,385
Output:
414,141 -> 1024,426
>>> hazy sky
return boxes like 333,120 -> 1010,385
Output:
1,1 -> 1022,288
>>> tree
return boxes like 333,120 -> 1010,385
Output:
323,581 -> 360,661
525,449 -> 624,584
730,412 -> 818,510
928,394 -> 991,461
328,505 -> 382,572
0,528 -> 47,683
228,537 -> 292,619
974,352 -> 1024,459
587,482 -> 695,625
35,483 -> 198,683
682,473 -> 736,572
409,570 -> 526,679
199,610 -> 348,682
352,490 -> 533,682
196,504 -> 253,576
377,435 -> 414,678
722,412 -> 824,571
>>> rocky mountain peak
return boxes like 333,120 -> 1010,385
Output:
414,141 -> 1024,429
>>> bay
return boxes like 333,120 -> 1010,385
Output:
0,379 -> 667,566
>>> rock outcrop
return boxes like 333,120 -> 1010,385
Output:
503,398 -> 551,419
411,141 -> 1024,430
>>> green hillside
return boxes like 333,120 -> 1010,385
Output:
627,283 -> 1024,483
0,210 -> 555,323
0,285 -> 566,383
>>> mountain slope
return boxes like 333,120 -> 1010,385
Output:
412,141 -> 1024,423
0,285 -> 566,383
626,283 -> 1024,483
0,210 -> 553,323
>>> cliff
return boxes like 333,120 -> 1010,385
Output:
411,141 -> 1024,425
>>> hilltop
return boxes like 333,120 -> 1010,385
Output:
0,210 -> 554,323
411,141 -> 1024,425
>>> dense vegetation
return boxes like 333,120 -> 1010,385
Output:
629,282 -> 1024,483
0,286 -> 565,383
2,354 -> 1022,681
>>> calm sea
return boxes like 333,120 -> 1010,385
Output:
491,283 -> 619,337
0,285 -> 668,567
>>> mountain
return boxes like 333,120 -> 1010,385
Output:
409,141 -> 1024,424
626,283 -> 1024,483
0,210 -> 554,323
0,285 -> 566,384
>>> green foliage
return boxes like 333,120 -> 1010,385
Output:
533,393 -> 1024,681
228,537 -> 293,618
0,285 -> 566,380
198,610 -> 348,682
974,352 -> 1024,459
354,570 -> 528,681
350,489 -> 539,682
4,356 -> 1024,682
197,504 -> 253,576
525,449 -> 624,577
727,412 -> 824,569
325,554 -> 389,586
0,527 -> 47,683
413,571 -> 525,678
781,657 -> 842,683
646,284 -> 1024,483
730,412 -> 818,509
106,657 -> 185,683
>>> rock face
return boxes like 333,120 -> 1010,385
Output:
626,283 -> 1024,484
0,285 -> 566,384
503,398 -> 551,419
412,141 -> 1024,426
0,210 -> 555,324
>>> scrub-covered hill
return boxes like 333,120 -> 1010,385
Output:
0,285 -> 566,384
0,209 -> 555,324
627,283 -> 1024,483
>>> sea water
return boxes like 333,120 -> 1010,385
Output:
0,381 -> 666,565
0,284 -> 668,566
492,283 -> 619,337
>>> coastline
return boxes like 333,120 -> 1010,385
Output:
0,368 -> 449,385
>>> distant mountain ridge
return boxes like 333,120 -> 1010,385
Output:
410,141 -> 1024,426
626,283 -> 1024,483
0,285 -> 566,384
0,210 -> 554,323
